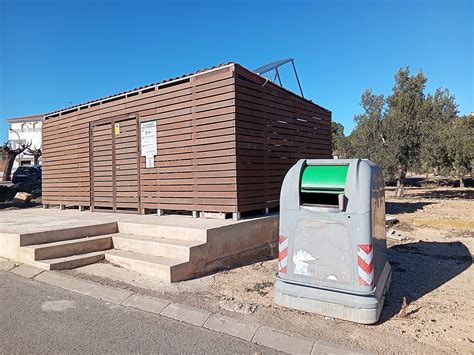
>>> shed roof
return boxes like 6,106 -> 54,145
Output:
45,62 -> 330,119
45,63 -> 234,118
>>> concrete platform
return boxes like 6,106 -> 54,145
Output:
0,208 -> 278,281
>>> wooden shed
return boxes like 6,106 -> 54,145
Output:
42,63 -> 332,218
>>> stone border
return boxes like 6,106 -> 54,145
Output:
2,260 -> 366,355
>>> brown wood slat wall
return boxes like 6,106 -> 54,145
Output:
43,66 -> 238,212
91,122 -> 114,208
139,67 -> 238,212
42,63 -> 332,214
233,65 -> 332,212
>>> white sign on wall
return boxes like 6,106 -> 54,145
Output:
140,121 -> 157,168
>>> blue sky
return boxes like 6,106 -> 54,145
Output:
1,0 -> 472,141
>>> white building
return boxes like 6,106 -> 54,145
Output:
6,114 -> 43,170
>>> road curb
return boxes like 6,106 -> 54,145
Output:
253,326 -> 315,354
1,261 -> 366,354
35,271 -> 134,304
312,339 -> 367,354
122,293 -> 170,314
10,264 -> 44,279
204,314 -> 259,342
161,302 -> 212,327
0,259 -> 17,271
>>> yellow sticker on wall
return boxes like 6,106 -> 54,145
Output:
114,123 -> 121,136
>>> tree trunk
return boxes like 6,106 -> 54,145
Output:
452,164 -> 464,188
395,179 -> 404,197
395,166 -> 407,197
2,153 -> 17,181
2,142 -> 29,181
26,148 -> 42,166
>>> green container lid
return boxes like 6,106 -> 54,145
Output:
301,165 -> 349,193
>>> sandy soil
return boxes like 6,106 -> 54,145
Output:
62,187 -> 473,353
385,186 -> 473,222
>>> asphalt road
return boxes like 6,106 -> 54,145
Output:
0,272 -> 278,354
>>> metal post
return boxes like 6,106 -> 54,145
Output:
156,208 -> 164,216
291,59 -> 304,98
275,67 -> 283,87
232,212 -> 241,221
273,70 -> 279,83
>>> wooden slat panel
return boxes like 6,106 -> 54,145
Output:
91,123 -> 113,210
43,64 -> 331,214
233,65 -> 332,212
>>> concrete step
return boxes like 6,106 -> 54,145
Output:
111,233 -> 203,260
117,222 -> 207,243
104,249 -> 189,282
19,222 -> 118,246
21,235 -> 113,261
31,251 -> 105,270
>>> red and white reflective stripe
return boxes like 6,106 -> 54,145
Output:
278,236 -> 288,273
357,244 -> 374,286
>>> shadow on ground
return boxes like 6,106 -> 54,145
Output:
409,189 -> 474,200
386,201 -> 432,214
385,177 -> 474,188
379,241 -> 472,323
0,200 -> 42,210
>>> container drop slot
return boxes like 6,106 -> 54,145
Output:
300,192 -> 340,207
300,165 -> 349,209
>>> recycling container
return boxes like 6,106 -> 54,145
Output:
275,159 -> 391,324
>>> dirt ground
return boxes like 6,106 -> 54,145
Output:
385,186 -> 473,222
60,186 -> 472,353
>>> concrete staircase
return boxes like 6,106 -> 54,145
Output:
21,236 -> 112,269
18,222 -> 208,281
18,223 -> 117,270
16,217 -> 277,282
104,228 -> 207,282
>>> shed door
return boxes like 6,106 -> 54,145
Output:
114,117 -> 140,211
91,116 -> 140,213
91,122 -> 114,210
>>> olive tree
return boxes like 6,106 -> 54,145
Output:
443,115 -> 473,187
384,67 -> 427,196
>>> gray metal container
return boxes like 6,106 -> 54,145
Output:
275,159 -> 391,324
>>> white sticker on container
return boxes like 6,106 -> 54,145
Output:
293,250 -> 316,276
